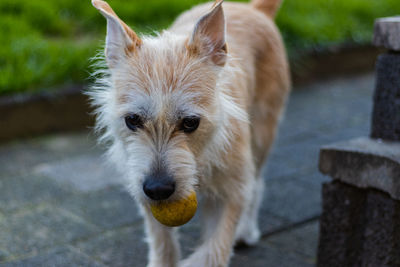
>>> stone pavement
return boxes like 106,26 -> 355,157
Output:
0,73 -> 374,267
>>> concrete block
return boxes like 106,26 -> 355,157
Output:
318,181 -> 400,267
317,182 -> 367,267
319,137 -> 400,200
371,53 -> 400,141
373,17 -> 400,51
359,190 -> 400,266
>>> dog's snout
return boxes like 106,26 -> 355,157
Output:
143,174 -> 175,200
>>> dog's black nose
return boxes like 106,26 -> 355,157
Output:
143,175 -> 175,200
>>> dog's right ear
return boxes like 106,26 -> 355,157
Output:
92,0 -> 141,67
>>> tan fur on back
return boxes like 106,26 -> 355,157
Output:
171,2 -> 290,170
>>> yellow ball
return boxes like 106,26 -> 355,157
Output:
150,191 -> 197,227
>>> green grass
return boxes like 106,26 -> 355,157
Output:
0,0 -> 399,95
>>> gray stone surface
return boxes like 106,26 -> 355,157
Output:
318,182 -> 367,267
266,221 -> 319,261
371,53 -> 400,141
0,133 -> 99,177
360,190 -> 400,266
2,246 -> 104,267
60,186 -> 141,230
318,181 -> 400,267
0,248 -> 9,262
35,153 -> 121,192
319,137 -> 400,200
74,226 -> 148,267
233,241 -> 314,267
263,178 -> 321,223
0,174 -> 71,213
257,210 -> 290,236
277,74 -> 373,143
0,73 -> 375,266
373,17 -> 400,50
0,204 -> 99,256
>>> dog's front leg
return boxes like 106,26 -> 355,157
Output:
143,209 -> 181,267
179,195 -> 244,267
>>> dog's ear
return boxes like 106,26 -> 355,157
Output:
188,0 -> 227,66
92,0 -> 141,67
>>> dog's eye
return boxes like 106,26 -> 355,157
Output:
181,117 -> 200,133
125,114 -> 144,131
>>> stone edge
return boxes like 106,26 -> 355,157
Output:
0,85 -> 94,143
319,137 -> 400,201
373,16 -> 400,50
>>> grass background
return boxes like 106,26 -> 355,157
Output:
1,0 -> 399,95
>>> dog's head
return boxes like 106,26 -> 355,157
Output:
90,0 -> 240,205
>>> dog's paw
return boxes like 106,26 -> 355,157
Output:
235,227 -> 261,246
179,259 -> 197,267
178,260 -> 191,267
147,259 -> 176,267
179,257 -> 205,267
179,249 -> 211,267
146,262 -> 165,267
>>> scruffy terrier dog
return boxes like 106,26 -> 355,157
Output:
89,0 -> 290,266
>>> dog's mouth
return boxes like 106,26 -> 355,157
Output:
140,174 -> 197,227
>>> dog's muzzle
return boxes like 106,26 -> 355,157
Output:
143,172 -> 175,201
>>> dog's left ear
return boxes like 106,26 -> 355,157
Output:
92,0 -> 141,67
188,0 -> 227,66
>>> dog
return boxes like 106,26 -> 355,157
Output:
89,0 -> 290,266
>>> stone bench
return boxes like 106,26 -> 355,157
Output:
317,16 -> 400,267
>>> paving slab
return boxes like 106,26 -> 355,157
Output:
231,220 -> 319,267
0,249 -> 10,262
0,204 -> 99,259
277,74 -> 373,144
0,174 -> 71,213
74,226 -> 148,267
59,186 -> 141,231
263,178 -> 321,223
266,221 -> 319,261
1,246 -> 105,267
0,133 -> 99,177
232,240 -> 314,267
34,153 -> 121,192
266,137 -> 323,179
